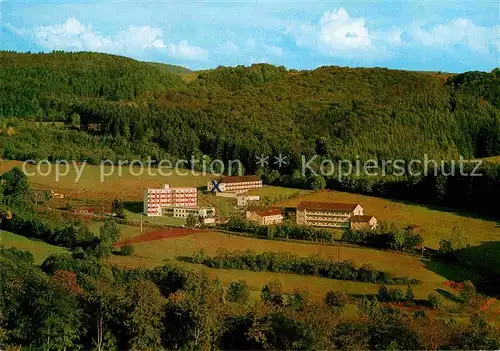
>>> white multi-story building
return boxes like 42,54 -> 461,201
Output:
144,184 -> 197,217
208,175 -> 262,193
296,201 -> 364,229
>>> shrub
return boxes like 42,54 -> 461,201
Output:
358,264 -> 378,283
192,249 -> 206,264
0,246 -> 34,265
428,293 -> 443,310
227,280 -> 250,304
378,285 -> 390,301
288,289 -> 310,310
413,310 -> 428,320
325,290 -> 349,310
389,287 -> 404,302
405,285 -> 415,301
120,245 -> 134,256
460,280 -> 477,304
261,280 -> 284,306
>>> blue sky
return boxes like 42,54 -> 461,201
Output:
1,0 -> 498,72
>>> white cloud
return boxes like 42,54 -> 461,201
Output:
33,18 -> 167,52
262,44 -> 283,56
115,25 -> 166,50
5,23 -> 28,37
409,19 -> 499,54
216,41 -> 240,55
287,8 -> 377,58
12,18 -> 208,61
248,56 -> 270,64
166,40 -> 208,61
386,29 -> 404,46
246,38 -> 256,49
34,18 -> 112,51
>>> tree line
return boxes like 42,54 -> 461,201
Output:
192,248 -> 417,285
224,217 -> 336,243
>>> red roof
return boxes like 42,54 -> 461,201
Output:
220,175 -> 261,184
296,201 -> 360,212
352,215 -> 376,223
255,209 -> 282,217
247,206 -> 282,217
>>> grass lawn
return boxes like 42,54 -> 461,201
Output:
109,231 -> 472,303
0,230 -> 66,264
198,193 -> 238,217
275,190 -> 500,249
247,185 -> 311,199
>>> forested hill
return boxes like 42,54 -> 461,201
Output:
0,51 -> 499,166
0,51 -> 187,116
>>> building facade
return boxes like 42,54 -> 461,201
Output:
162,206 -> 215,219
208,175 -> 262,193
351,215 -> 378,230
246,207 -> 283,225
237,194 -> 260,207
143,184 -> 197,217
296,201 -> 364,228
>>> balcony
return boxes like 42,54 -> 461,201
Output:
306,216 -> 349,222
305,211 -> 350,217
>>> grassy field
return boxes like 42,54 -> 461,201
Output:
247,185 -> 311,199
0,230 -> 66,263
87,221 -> 153,238
0,160 -> 214,201
482,156 -> 500,164
275,190 -> 500,248
109,230 -> 473,302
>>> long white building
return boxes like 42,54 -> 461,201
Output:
207,175 -> 262,193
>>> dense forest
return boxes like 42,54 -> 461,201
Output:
0,51 -> 499,214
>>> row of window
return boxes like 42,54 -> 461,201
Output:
302,211 -> 351,216
148,194 -> 197,198
224,181 -> 262,185
305,217 -> 349,222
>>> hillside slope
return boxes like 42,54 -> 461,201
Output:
0,52 -> 499,213
0,51 -> 186,117
0,52 -> 498,164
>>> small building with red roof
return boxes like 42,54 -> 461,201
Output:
245,206 -> 283,226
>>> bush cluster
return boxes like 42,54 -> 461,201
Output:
378,285 -> 415,302
342,224 -> 424,252
1,211 -> 96,249
225,217 -> 335,243
194,249 -> 417,285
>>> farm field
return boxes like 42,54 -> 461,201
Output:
0,230 -> 66,263
109,230 -> 472,302
0,160 -> 214,201
276,190 -> 500,248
